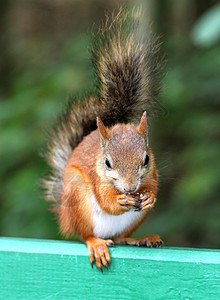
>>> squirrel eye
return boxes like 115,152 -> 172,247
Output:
105,158 -> 112,169
143,154 -> 149,166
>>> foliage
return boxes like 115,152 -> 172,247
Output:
191,3 -> 220,47
0,32 -> 92,239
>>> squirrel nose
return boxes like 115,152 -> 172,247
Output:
124,184 -> 137,193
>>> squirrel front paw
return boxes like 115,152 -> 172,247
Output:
117,194 -> 141,211
138,191 -> 156,211
117,191 -> 156,212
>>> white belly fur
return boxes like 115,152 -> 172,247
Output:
90,192 -> 145,239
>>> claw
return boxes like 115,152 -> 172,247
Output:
118,203 -> 129,208
141,239 -> 146,246
106,241 -> 114,247
137,240 -> 142,247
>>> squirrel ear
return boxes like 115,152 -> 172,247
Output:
137,111 -> 148,137
97,117 -> 109,141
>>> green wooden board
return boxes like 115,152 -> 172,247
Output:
0,237 -> 219,299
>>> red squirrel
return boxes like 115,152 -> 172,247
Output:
43,9 -> 163,271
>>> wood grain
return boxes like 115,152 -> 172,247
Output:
0,237 -> 219,299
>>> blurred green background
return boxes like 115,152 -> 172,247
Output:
0,0 -> 219,248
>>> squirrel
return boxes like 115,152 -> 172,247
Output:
43,9 -> 163,272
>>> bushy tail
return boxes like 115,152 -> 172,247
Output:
42,8 -> 163,205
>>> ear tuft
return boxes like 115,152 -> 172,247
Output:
137,111 -> 148,136
97,117 -> 109,140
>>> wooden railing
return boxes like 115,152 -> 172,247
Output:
0,237 -> 219,299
